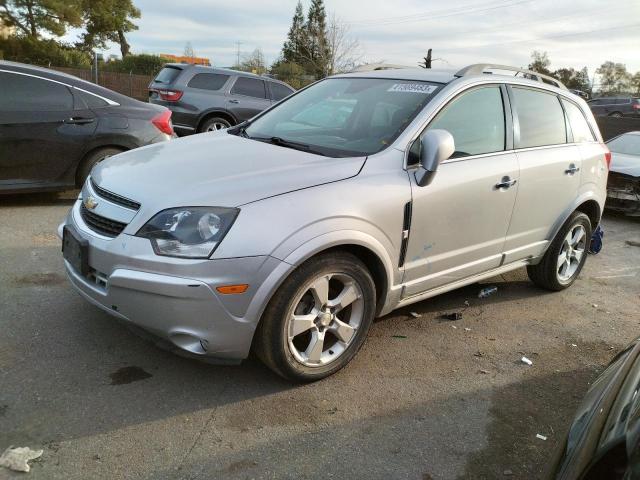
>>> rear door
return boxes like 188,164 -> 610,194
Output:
0,71 -> 97,187
228,77 -> 271,120
502,86 -> 582,263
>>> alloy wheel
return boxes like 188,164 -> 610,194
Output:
557,224 -> 587,283
206,121 -> 230,131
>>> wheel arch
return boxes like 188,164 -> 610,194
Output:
197,110 -> 237,131
75,144 -> 128,186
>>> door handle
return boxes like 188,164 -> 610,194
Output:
228,99 -> 239,104
64,117 -> 95,125
565,164 -> 580,175
495,176 -> 517,190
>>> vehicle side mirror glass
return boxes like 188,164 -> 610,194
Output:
414,129 -> 455,187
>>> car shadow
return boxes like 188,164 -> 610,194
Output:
0,190 -> 78,208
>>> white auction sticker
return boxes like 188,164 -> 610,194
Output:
388,83 -> 437,94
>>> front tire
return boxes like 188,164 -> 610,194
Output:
527,212 -> 592,291
76,147 -> 123,186
198,117 -> 232,133
254,252 -> 376,382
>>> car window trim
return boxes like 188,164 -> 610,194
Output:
0,69 -> 119,107
405,83 -> 512,168
229,76 -> 268,100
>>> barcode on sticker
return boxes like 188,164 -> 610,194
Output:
388,84 -> 437,94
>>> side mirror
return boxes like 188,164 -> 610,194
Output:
414,129 -> 455,187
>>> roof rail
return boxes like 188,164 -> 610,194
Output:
454,64 -> 567,90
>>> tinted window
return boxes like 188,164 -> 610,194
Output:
562,100 -> 595,143
270,82 -> 294,101
187,73 -> 229,91
0,72 -> 73,111
231,77 -> 267,98
75,89 -> 109,109
607,134 -> 640,155
426,86 -> 505,158
512,87 -> 566,148
154,67 -> 182,84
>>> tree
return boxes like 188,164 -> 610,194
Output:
282,1 -> 305,65
528,50 -> 551,75
239,47 -> 266,74
0,0 -> 82,38
596,61 -> 631,94
631,72 -> 640,96
325,13 -> 361,75
183,41 -> 194,58
304,0 -> 329,78
553,66 -> 591,92
79,0 -> 140,57
419,49 -> 432,69
270,60 -> 308,89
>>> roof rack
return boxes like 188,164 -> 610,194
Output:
454,64 -> 566,90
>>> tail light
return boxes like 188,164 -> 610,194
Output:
602,144 -> 611,169
632,103 -> 640,110
153,89 -> 183,102
152,109 -> 174,136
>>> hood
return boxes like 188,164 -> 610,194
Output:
610,152 -> 640,177
92,132 -> 366,209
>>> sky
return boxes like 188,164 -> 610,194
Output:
63,0 -> 640,78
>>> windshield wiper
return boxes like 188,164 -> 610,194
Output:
266,136 -> 312,152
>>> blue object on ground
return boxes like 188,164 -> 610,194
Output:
589,225 -> 604,254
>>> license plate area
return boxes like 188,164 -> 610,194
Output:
62,225 -> 89,276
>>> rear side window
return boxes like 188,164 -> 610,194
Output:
512,87 -> 566,148
75,89 -> 109,109
154,67 -> 182,84
231,77 -> 267,99
0,72 -> 73,111
562,100 -> 595,143
187,73 -> 229,91
426,86 -> 506,158
270,82 -> 294,101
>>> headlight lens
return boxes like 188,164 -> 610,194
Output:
136,207 -> 239,258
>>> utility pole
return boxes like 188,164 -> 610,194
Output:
235,41 -> 242,68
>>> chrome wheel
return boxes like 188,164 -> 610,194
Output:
557,224 -> 587,283
286,273 -> 364,367
205,121 -> 229,131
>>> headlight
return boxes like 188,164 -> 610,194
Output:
136,207 -> 239,258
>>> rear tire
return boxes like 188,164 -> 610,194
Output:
527,212 -> 592,291
76,147 -> 123,186
254,252 -> 376,382
198,117 -> 232,133
609,112 -> 623,118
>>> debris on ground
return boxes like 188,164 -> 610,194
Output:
570,343 -> 577,347
625,240 -> 640,247
478,286 -> 498,298
442,312 -> 463,321
408,312 -> 422,319
479,369 -> 489,374
592,304 -> 598,308
473,351 -> 484,357
451,325 -> 457,329
464,327 -> 471,332
0,446 -> 43,473
503,469 -> 514,476
521,356 -> 533,366
392,335 -> 407,339
536,434 -> 548,441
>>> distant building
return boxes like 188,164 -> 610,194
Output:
160,54 -> 211,66
0,19 -> 15,39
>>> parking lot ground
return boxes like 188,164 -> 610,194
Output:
1,192 -> 639,480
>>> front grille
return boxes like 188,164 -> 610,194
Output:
80,204 -> 127,237
91,179 -> 141,210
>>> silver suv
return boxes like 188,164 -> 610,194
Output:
60,64 -> 609,382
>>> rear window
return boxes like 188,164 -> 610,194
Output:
562,100 -> 595,143
154,67 -> 182,84
187,73 -> 229,91
231,77 -> 267,99
270,82 -> 294,101
512,87 -> 566,148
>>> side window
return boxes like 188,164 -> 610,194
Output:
187,73 -> 229,91
426,86 -> 506,158
0,72 -> 73,111
231,77 -> 267,99
270,82 -> 294,101
74,89 -> 109,109
562,100 -> 595,143
512,87 -> 566,148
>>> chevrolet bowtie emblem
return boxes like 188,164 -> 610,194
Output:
84,196 -> 98,210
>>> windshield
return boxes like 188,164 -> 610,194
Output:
607,134 -> 640,156
243,77 -> 442,157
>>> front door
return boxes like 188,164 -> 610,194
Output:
403,85 -> 519,297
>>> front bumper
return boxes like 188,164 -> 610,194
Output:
60,200 -> 287,361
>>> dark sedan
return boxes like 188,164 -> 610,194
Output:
605,132 -> 640,216
550,338 -> 640,479
0,61 -> 173,194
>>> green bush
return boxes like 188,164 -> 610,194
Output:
101,54 -> 166,76
0,37 -> 91,67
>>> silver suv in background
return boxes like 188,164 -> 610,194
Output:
148,64 -> 295,135
61,64 -> 609,382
